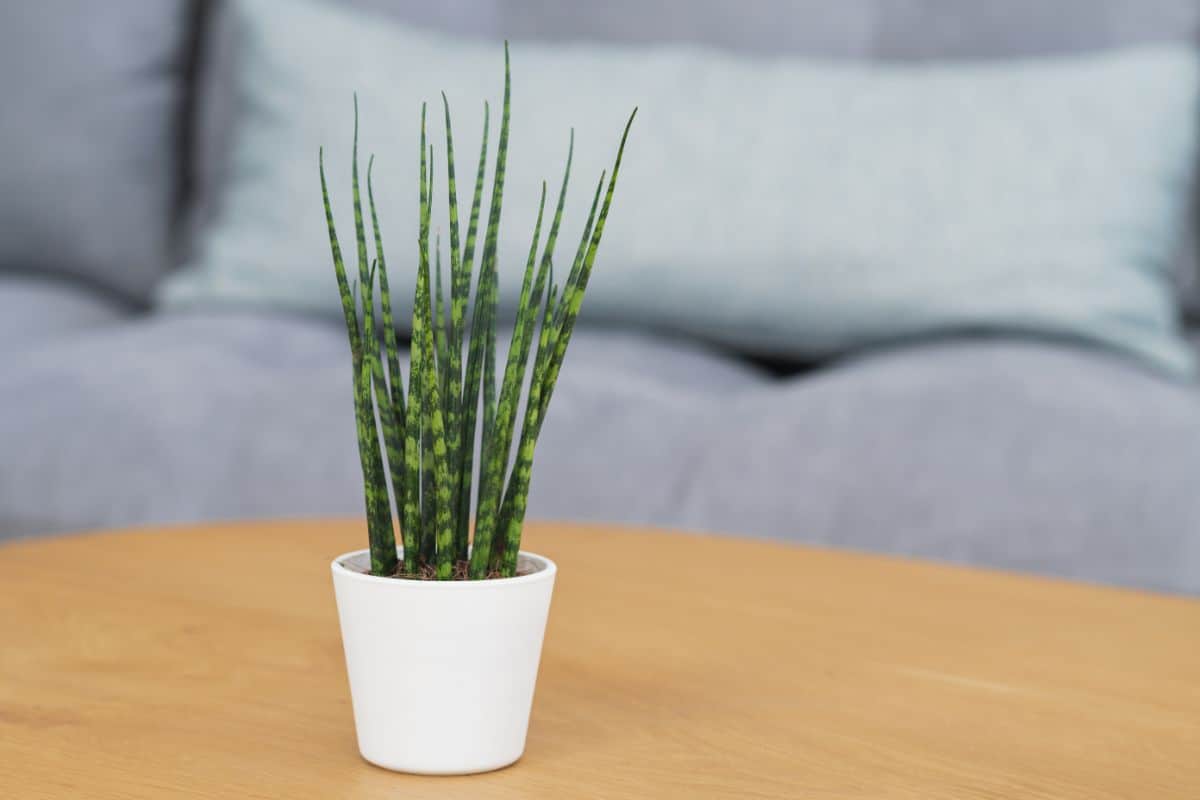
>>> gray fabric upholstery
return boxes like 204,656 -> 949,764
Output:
0,276 -> 131,351
663,341 -> 1200,594
1,312 -> 1196,594
0,0 -> 193,303
0,312 -> 752,531
0,314 -> 756,541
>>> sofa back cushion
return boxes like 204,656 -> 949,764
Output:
187,1 -> 1200,318
493,0 -> 1200,316
165,0 -> 1200,377
0,1 -> 194,304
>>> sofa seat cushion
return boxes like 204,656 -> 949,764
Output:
1,312 -> 1196,594
667,340 -> 1200,594
0,275 -> 131,351
0,313 -> 762,542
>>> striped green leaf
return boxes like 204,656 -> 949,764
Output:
467,44 -> 512,578
367,156 -> 406,422
440,93 -> 468,562
455,101 -> 492,562
540,109 -> 637,424
495,279 -> 560,576
363,159 -> 409,564
479,180 -> 546,574
317,98 -> 398,576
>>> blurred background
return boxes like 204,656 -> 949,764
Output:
2,0 -> 1199,593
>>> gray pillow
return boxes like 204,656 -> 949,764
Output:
163,0 -> 1200,377
187,0 -> 1200,321
486,0 -> 1200,320
0,1 -> 194,304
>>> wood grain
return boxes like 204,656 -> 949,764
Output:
1,520 -> 1197,798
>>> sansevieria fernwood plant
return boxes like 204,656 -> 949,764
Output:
320,46 -> 635,580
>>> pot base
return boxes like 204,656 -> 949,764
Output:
361,750 -> 524,776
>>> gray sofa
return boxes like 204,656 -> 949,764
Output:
3,0 -> 1199,594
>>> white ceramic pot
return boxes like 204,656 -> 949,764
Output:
330,548 -> 556,775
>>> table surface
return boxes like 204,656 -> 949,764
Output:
1,520 -> 1198,799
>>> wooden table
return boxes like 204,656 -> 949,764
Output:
1,520 -> 1197,798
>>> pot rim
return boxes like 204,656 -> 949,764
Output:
331,548 -> 556,589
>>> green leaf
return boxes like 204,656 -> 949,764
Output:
367,160 -> 410,554
402,322 -> 423,575
468,43 -> 512,578
455,100 -> 492,561
360,165 -> 408,566
486,131 -> 574,569
416,112 -> 437,566
367,155 -> 407,423
480,180 -> 546,573
413,128 -> 455,578
423,273 -> 456,579
541,106 -> 637,423
318,97 -> 398,576
440,93 -> 469,561
473,296 -> 498,576
318,148 -> 361,362
434,232 -> 450,396
496,278 -> 560,576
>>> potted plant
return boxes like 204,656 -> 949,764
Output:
322,45 -> 635,775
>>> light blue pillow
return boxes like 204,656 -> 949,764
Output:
163,0 -> 1200,377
